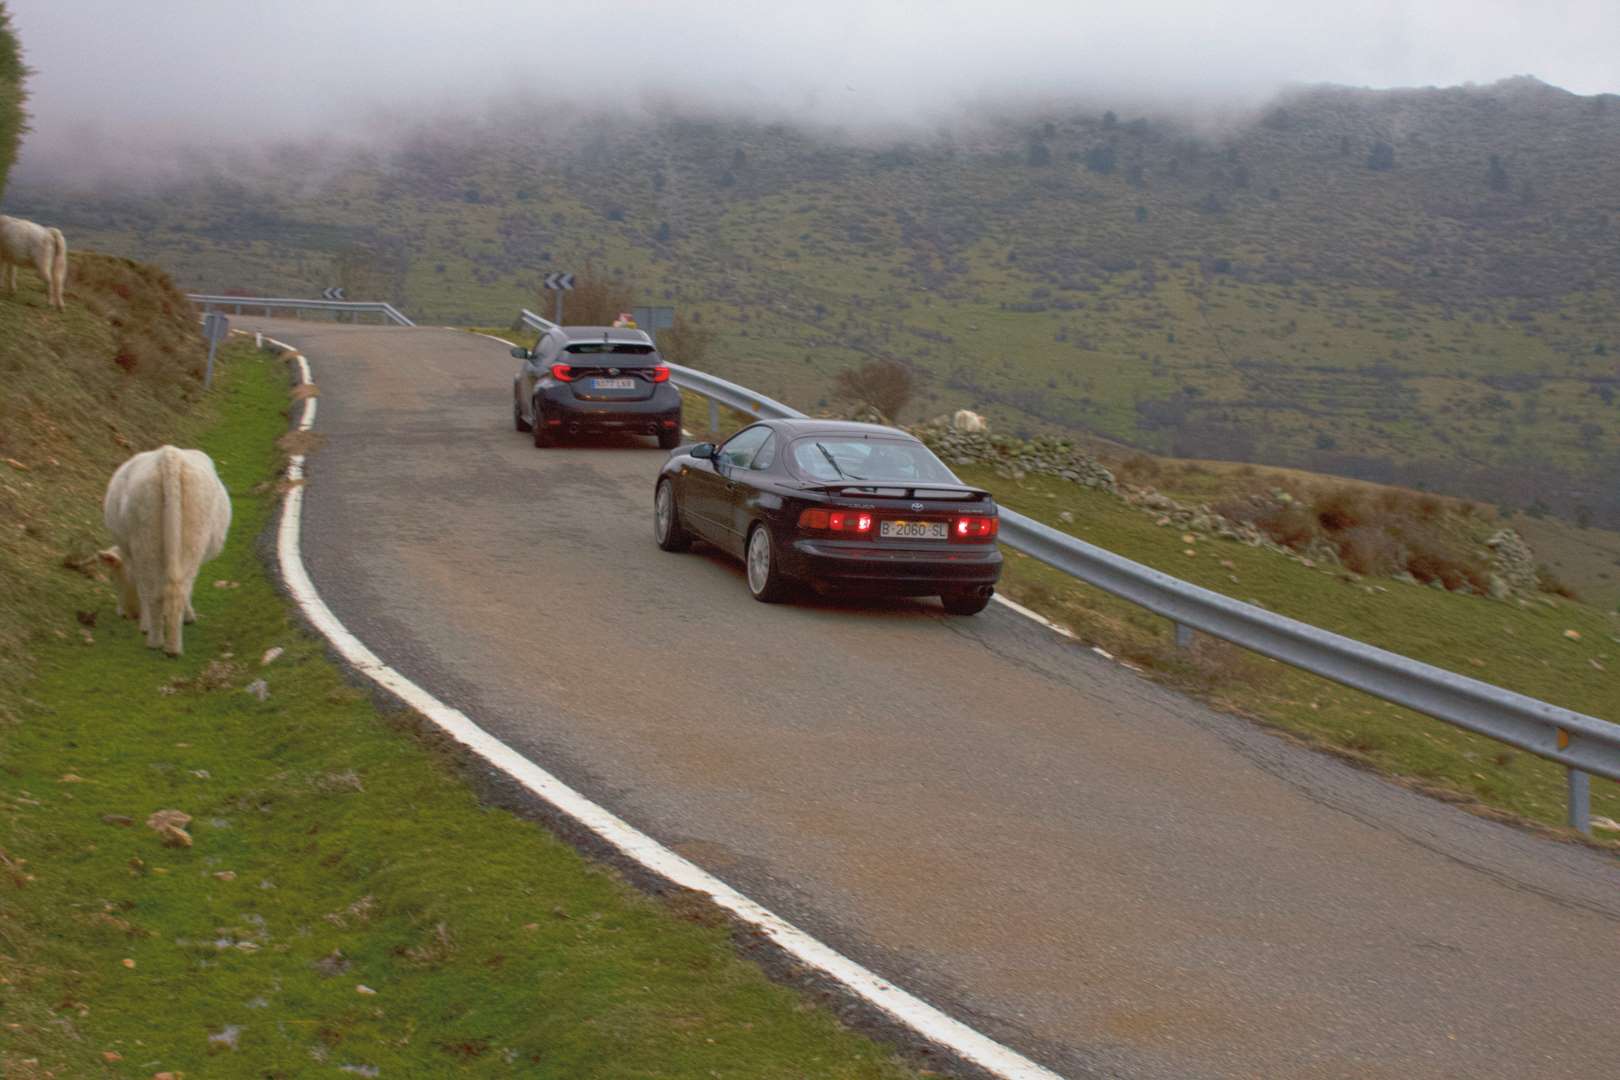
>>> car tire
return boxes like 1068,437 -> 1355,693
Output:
513,395 -> 532,433
657,426 -> 681,450
745,523 -> 791,603
532,403 -> 555,448
654,479 -> 692,552
941,591 -> 993,616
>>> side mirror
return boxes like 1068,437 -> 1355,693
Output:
510,346 -> 533,360
690,442 -> 716,460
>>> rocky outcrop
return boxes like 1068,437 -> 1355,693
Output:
1485,529 -> 1539,598
914,424 -> 1117,494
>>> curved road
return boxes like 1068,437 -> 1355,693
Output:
248,319 -> 1619,1080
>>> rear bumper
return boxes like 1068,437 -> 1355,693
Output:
537,386 -> 683,434
783,538 -> 1003,596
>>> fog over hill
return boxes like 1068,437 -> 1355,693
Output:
6,0 -> 1619,184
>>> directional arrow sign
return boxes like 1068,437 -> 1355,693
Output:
543,272 -> 575,291
322,286 -> 347,301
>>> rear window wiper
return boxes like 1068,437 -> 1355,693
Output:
815,442 -> 859,481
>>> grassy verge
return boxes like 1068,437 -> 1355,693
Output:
968,464 -> 1620,836
0,343 -> 919,1077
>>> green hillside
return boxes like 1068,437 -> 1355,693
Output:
11,77 -> 1620,523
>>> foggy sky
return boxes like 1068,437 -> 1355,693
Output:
7,0 -> 1619,183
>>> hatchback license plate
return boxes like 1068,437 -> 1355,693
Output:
593,378 -> 636,389
881,519 -> 948,540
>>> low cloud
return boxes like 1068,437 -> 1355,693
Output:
7,0 -> 1617,186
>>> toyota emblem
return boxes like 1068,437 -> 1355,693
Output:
911,501 -> 924,511
608,367 -> 620,376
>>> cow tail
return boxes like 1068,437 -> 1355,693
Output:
50,228 -> 67,308
160,447 -> 186,654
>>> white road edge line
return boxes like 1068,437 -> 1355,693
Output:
259,335 -> 1067,1080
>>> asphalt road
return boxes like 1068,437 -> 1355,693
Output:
245,319 -> 1620,1080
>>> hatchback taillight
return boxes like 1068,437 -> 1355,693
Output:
550,363 -> 575,382
649,365 -> 671,383
798,508 -> 872,534
953,516 -> 998,540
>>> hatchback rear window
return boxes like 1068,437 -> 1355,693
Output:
566,343 -> 655,356
789,438 -> 957,484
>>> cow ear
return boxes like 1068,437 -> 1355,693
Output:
97,547 -> 123,568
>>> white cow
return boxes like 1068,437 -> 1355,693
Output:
0,215 -> 68,311
951,409 -> 988,433
100,446 -> 232,656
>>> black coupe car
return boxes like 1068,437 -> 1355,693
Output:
653,419 -> 1002,613
512,325 -> 684,448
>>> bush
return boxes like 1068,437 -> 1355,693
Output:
1312,486 -> 1369,532
833,359 -> 914,421
1401,527 -> 1488,593
550,262 -> 634,325
1537,566 -> 1579,599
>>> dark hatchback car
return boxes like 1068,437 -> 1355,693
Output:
653,418 -> 1003,613
511,325 -> 683,448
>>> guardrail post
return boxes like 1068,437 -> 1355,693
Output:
1174,622 -> 1195,649
708,398 -> 720,437
1557,728 -> 1592,835
1568,768 -> 1591,834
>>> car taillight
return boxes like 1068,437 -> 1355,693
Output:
798,509 -> 872,534
649,365 -> 670,383
953,516 -> 998,540
550,363 -> 575,382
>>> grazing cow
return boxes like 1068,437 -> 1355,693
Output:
0,215 -> 68,311
952,409 -> 988,433
100,446 -> 231,656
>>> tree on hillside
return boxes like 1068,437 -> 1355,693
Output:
1367,141 -> 1396,171
834,359 -> 914,421
656,312 -> 714,368
0,2 -> 28,200
1025,139 -> 1052,167
548,263 -> 634,325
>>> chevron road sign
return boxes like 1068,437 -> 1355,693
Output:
543,271 -> 576,322
322,286 -> 346,301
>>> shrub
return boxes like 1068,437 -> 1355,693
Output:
1537,566 -> 1579,599
1401,528 -> 1488,593
1312,486 -> 1369,532
1336,526 -> 1403,576
549,262 -> 634,325
1254,504 -> 1316,548
833,359 -> 914,421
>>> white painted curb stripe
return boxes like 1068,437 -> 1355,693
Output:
259,335 -> 1067,1080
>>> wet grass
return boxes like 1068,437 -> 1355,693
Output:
0,345 -> 919,1077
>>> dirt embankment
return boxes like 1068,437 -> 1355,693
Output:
0,252 -> 206,698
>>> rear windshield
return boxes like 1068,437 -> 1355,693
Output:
565,343 -> 655,356
789,438 -> 958,484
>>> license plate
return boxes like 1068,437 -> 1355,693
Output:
592,378 -> 636,389
881,519 -> 948,540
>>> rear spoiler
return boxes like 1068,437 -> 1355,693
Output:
793,483 -> 992,500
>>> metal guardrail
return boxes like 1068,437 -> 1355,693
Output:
516,308 -> 1620,834
189,293 -> 415,327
